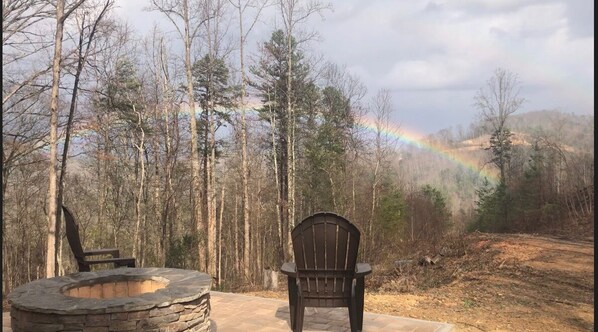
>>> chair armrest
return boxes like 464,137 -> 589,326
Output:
355,263 -> 372,278
84,248 -> 120,257
281,262 -> 297,277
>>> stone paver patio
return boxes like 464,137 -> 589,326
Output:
3,291 -> 453,331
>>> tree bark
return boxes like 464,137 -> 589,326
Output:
268,97 -> 283,265
234,183 -> 239,273
181,0 -> 205,272
132,108 -> 145,263
285,16 -> 295,262
236,0 -> 252,283
217,185 -> 225,286
56,1 -> 111,274
46,0 -> 67,278
205,0 -> 217,280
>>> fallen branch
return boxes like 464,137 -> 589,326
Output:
419,253 -> 443,266
551,299 -> 575,306
455,321 -> 486,331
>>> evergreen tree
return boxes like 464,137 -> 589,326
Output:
302,86 -> 354,212
487,127 -> 513,186
249,29 -> 314,262
101,58 -> 145,125
192,55 -> 236,116
192,54 -> 236,154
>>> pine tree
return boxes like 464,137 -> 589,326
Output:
250,29 -> 313,264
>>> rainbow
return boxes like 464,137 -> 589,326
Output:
51,105 -> 499,184
355,115 -> 499,184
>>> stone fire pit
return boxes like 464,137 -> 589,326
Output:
8,267 -> 211,332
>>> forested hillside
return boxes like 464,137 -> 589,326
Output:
2,0 -> 593,300
399,110 -> 594,233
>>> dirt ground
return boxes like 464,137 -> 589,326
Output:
2,233 -> 592,331
247,233 -> 594,332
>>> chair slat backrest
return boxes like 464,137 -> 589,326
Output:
61,206 -> 85,261
291,212 -> 360,306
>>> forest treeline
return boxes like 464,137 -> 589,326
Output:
2,0 -> 593,295
401,109 -> 594,235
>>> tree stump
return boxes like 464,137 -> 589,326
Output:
263,268 -> 279,290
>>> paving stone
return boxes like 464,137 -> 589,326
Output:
209,291 -> 454,332
3,290 -> 453,332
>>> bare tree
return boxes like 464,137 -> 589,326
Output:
367,89 -> 397,260
474,68 -> 525,184
198,0 -> 234,281
141,26 -> 181,266
46,0 -> 87,278
2,0 -> 53,106
148,0 -> 209,271
56,0 -> 114,275
2,0 -> 54,205
278,0 -> 331,260
229,0 -> 270,281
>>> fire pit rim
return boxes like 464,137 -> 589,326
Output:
58,274 -> 171,294
7,267 -> 211,315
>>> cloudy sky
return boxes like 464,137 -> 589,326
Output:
116,0 -> 594,136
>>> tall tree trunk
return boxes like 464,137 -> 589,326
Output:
369,159 -> 379,259
234,183 -> 240,274
285,24 -> 295,262
205,0 -> 217,279
206,108 -> 216,277
269,99 -> 283,265
237,1 -> 252,283
159,36 -> 174,266
255,177 -> 263,283
153,148 -> 161,265
56,0 -> 111,277
352,164 -> 356,221
55,29 -> 82,276
181,0 -> 205,272
132,109 -> 146,263
46,0 -> 67,278
217,185 -> 225,286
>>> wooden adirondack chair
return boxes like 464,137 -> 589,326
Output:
281,212 -> 372,332
62,206 -> 136,272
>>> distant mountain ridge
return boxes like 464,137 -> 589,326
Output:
397,110 -> 594,219
504,110 -> 594,151
435,110 -> 593,151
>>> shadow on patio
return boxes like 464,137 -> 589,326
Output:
210,291 -> 453,331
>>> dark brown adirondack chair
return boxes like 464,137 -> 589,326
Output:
62,206 -> 136,272
281,212 -> 372,332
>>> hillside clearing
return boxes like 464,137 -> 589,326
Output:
247,233 -> 594,331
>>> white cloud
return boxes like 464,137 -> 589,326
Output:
383,58 -> 473,90
308,0 -> 593,131
118,0 -> 593,133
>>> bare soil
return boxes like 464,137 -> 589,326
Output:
246,233 -> 594,332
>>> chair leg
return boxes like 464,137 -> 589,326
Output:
355,277 -> 366,331
295,298 -> 305,332
348,299 -> 358,332
287,277 -> 298,329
